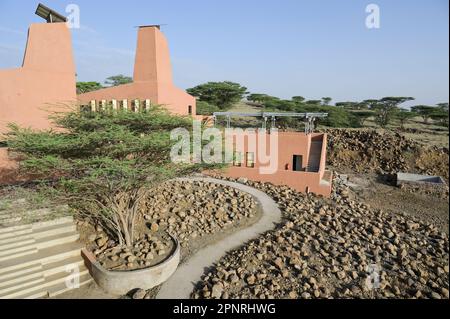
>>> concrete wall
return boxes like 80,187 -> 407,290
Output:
78,26 -> 196,116
0,23 -> 77,135
224,131 -> 332,197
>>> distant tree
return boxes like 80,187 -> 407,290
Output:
76,82 -> 103,94
373,97 -> 415,127
436,102 -> 449,113
362,99 -> 380,110
195,101 -> 220,115
104,75 -> 133,87
410,105 -> 436,123
292,96 -> 306,103
247,93 -> 279,104
187,81 -> 248,110
321,97 -> 332,106
430,109 -> 449,128
396,109 -> 417,128
353,110 -> 374,127
306,100 -> 322,106
265,99 -> 295,111
335,101 -> 360,109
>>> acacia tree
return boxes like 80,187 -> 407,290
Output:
353,110 -> 374,127
247,94 -> 279,105
292,96 -> 306,104
411,105 -> 436,123
321,97 -> 332,106
372,97 -> 415,127
76,82 -> 103,94
104,74 -> 133,86
187,81 -> 248,109
6,108 -> 207,247
396,109 -> 417,128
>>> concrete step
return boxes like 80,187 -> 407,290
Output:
0,222 -> 76,245
0,231 -> 80,261
0,216 -> 73,237
24,273 -> 93,299
0,257 -> 86,291
0,263 -> 42,282
0,206 -> 69,228
0,247 -> 38,263
0,242 -> 83,275
0,266 -> 90,299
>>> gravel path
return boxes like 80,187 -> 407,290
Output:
156,177 -> 281,299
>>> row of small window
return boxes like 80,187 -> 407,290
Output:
233,152 -> 254,168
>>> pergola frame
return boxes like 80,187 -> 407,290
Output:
212,112 -> 328,134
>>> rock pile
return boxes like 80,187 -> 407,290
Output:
85,180 -> 258,271
94,233 -> 174,271
191,176 -> 449,299
140,180 -> 258,252
326,129 -> 417,174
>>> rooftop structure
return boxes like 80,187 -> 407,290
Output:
212,111 -> 328,133
77,26 -> 196,117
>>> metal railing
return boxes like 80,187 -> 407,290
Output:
212,112 -> 328,134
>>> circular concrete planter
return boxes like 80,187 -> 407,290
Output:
82,237 -> 180,295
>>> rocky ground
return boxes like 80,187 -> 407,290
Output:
191,175 -> 449,299
79,179 -> 260,271
326,129 -> 449,181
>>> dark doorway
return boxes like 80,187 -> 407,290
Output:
293,155 -> 302,171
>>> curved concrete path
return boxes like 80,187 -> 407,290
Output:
156,177 -> 281,299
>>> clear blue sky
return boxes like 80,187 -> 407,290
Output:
0,0 -> 448,106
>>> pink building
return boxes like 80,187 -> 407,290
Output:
78,26 -> 196,116
223,131 -> 333,197
0,22 -> 77,135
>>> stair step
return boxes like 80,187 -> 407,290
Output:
0,216 -> 73,237
24,274 -> 93,299
0,259 -> 87,292
0,238 -> 35,251
0,231 -> 80,260
0,242 -> 83,275
0,247 -> 38,263
0,275 -> 45,295
0,263 -> 42,282
0,222 -> 76,244
0,267 -> 89,299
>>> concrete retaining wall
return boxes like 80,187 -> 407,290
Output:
81,237 -> 180,295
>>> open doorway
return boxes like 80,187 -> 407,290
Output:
293,155 -> 303,171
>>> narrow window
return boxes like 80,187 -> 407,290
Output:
246,152 -> 255,168
293,155 -> 302,171
233,152 -> 242,166
188,105 -> 192,115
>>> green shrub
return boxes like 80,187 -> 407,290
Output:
6,109 -> 211,246
195,101 -> 220,115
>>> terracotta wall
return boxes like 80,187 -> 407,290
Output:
78,26 -> 196,116
0,23 -> 77,136
224,131 -> 332,197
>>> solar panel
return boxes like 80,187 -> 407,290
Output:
35,3 -> 67,23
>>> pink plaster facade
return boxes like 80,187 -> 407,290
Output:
78,26 -> 196,116
223,131 -> 333,197
0,23 -> 77,135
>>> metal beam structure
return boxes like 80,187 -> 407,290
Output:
212,111 -> 328,133
35,3 -> 67,23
